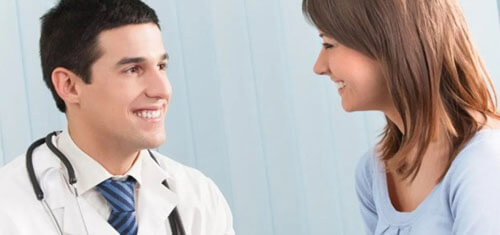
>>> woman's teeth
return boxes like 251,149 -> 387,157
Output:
336,81 -> 346,89
135,110 -> 161,119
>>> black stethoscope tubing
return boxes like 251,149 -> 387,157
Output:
26,131 -> 186,235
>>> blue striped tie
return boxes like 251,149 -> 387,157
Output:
97,177 -> 138,235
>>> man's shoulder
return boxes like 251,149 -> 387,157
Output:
0,154 -> 28,184
150,151 -> 225,200
0,144 -> 59,201
150,151 -> 217,188
0,154 -> 38,206
151,151 -> 206,178
150,151 -> 234,233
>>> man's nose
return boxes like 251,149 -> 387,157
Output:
145,70 -> 172,101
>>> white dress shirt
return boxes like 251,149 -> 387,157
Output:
57,130 -> 144,221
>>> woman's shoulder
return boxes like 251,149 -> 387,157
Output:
455,129 -> 500,163
442,128 -> 500,219
447,114 -> 500,172
445,128 -> 500,184
355,147 -> 378,188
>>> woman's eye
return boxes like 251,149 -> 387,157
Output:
323,43 -> 335,49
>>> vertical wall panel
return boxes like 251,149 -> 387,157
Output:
171,0 -> 235,211
245,0 -> 310,234
460,0 -> 500,92
209,0 -> 275,234
0,113 -> 4,165
16,0 -> 65,140
0,0 -> 32,162
277,0 -> 345,233
498,0 -> 500,26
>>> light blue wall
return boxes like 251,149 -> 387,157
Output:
1,0 -> 499,234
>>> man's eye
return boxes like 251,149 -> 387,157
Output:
158,63 -> 168,70
323,43 -> 335,49
125,66 -> 140,74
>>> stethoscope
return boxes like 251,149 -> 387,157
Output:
26,131 -> 186,235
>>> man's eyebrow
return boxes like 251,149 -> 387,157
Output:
116,57 -> 146,66
115,53 -> 169,67
161,53 -> 169,61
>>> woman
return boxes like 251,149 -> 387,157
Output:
303,0 -> 500,234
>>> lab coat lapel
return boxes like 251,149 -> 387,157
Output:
62,195 -> 118,235
137,153 -> 179,235
34,149 -> 105,235
37,133 -> 115,235
45,174 -> 116,235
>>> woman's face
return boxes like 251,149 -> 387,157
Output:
314,32 -> 393,113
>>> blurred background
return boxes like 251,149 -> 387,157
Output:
1,0 -> 500,234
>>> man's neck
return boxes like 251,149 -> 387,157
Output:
67,124 -> 139,175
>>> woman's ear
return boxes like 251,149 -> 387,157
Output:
51,67 -> 83,107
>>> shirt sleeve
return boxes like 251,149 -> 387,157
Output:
449,143 -> 500,234
355,149 -> 378,235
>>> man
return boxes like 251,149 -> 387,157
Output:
0,0 -> 235,234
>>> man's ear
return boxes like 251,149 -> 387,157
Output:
51,67 -> 84,107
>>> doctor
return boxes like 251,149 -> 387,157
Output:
0,0 -> 235,234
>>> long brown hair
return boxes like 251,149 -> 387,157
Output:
303,0 -> 500,181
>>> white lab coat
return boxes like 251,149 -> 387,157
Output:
0,140 -> 235,235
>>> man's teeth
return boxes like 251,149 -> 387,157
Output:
135,110 -> 161,119
336,81 -> 346,89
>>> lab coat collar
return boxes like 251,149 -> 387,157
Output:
33,142 -> 117,234
41,131 -> 178,234
136,150 -> 179,234
58,150 -> 178,234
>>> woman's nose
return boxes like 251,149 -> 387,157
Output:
313,51 -> 329,75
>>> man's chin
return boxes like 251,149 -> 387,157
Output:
141,133 -> 166,149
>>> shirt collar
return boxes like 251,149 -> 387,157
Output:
55,129 -> 144,194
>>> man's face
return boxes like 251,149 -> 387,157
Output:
77,23 -> 171,151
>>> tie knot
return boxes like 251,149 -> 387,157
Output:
97,177 -> 136,212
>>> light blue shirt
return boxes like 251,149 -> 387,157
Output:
356,129 -> 500,235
